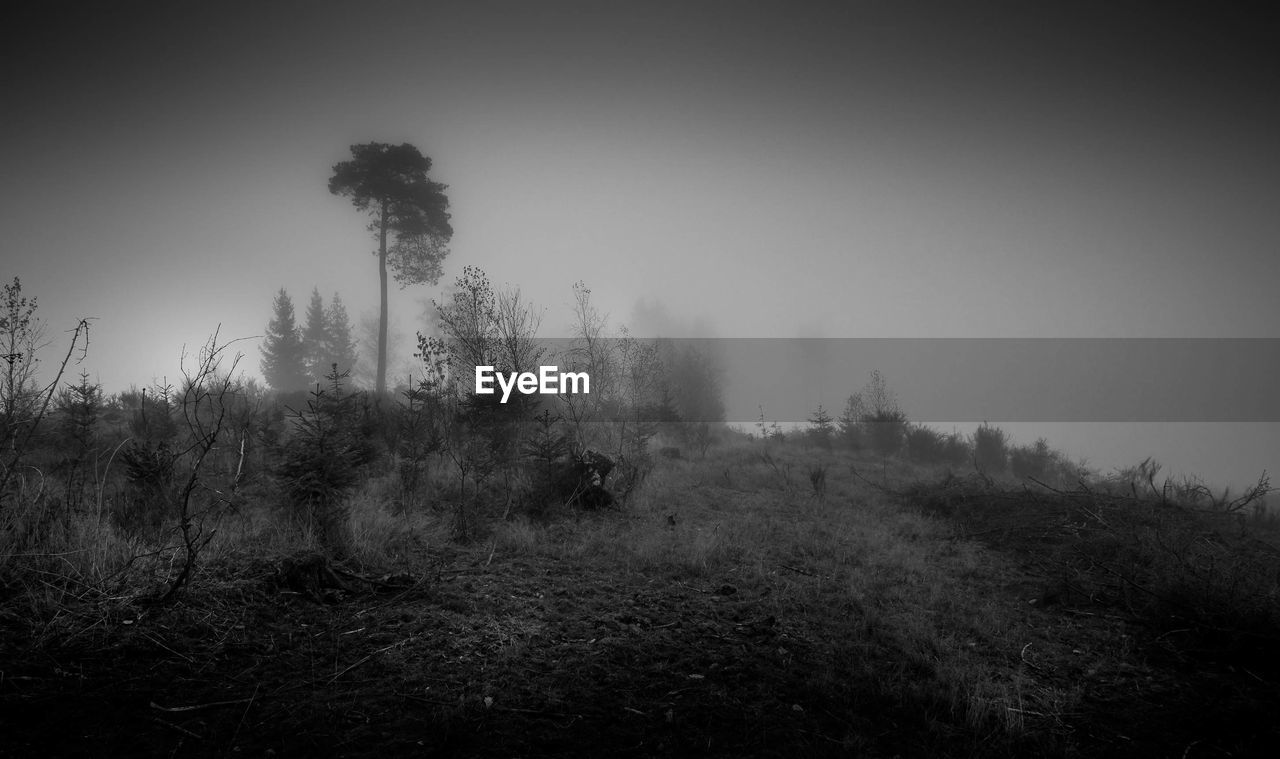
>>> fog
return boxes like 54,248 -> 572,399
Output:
3,1 -> 1278,488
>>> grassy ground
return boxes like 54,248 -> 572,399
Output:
2,438 -> 1278,757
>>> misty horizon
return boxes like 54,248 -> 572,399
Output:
4,1 -> 1278,489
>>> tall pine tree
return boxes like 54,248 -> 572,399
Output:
260,288 -> 309,392
329,142 -> 453,395
302,287 -> 330,386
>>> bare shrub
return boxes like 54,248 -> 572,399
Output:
864,409 -> 908,458
160,329 -> 251,602
972,423 -> 1007,474
905,425 -> 949,465
1009,438 -> 1054,481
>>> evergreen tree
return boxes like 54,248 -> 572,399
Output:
302,287 -> 330,385
53,371 -> 103,511
648,380 -> 681,423
807,404 -> 834,448
324,292 -> 359,380
837,393 -> 864,450
329,142 -> 453,395
55,370 -> 102,452
663,341 -> 726,423
260,288 -> 309,392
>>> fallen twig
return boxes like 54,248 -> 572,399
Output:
228,683 -> 259,750
1019,642 -> 1046,674
150,697 -> 256,713
328,635 -> 413,683
151,716 -> 203,740
399,692 -> 584,720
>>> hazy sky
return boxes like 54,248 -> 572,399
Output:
3,1 -> 1278,488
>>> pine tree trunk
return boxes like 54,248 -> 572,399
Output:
377,199 -> 389,396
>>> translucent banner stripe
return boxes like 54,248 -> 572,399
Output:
435,338 -> 1280,422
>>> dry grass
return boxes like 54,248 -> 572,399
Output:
408,439 -> 1089,750
3,436 -> 1278,756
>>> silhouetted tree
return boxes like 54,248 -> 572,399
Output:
664,341 -> 726,423
905,424 -> 948,464
302,287 -> 330,386
55,370 -> 102,453
973,422 -> 1008,473
649,381 -> 681,423
837,393 -> 865,451
260,288 -> 308,392
280,367 -> 375,555
53,370 -> 102,510
1010,437 -> 1055,480
858,371 -> 907,457
1,277 -> 45,454
807,404 -> 834,448
324,292 -> 359,379
329,142 -> 453,395
424,265 -> 498,397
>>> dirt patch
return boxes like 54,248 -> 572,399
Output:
2,548 -> 978,758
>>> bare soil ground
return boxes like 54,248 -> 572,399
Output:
2,551 -> 972,757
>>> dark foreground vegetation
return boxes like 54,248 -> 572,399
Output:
3,273 -> 1279,757
4,431 -> 1279,757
